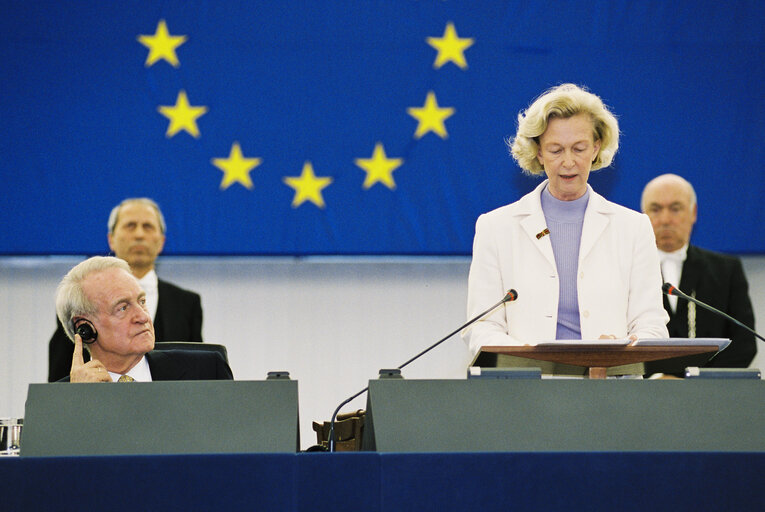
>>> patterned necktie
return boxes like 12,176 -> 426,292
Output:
117,375 -> 135,382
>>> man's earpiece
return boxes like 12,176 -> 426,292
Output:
73,320 -> 98,344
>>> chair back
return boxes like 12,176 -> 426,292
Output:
312,409 -> 366,451
153,341 -> 229,364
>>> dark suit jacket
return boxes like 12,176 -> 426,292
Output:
147,350 -> 232,380
48,278 -> 204,382
646,245 -> 756,374
59,349 -> 234,382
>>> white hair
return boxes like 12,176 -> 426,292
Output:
55,256 -> 131,341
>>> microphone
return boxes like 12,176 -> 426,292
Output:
327,289 -> 518,452
662,282 -> 765,343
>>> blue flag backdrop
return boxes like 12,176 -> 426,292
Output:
1,1 -> 764,255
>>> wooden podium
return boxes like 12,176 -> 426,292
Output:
476,340 -> 724,378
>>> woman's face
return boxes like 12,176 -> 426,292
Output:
537,114 -> 601,201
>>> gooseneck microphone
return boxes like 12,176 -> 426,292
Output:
327,289 -> 518,452
662,282 -> 765,343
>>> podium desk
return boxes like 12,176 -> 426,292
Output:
477,344 -> 719,378
21,380 -> 300,456
363,378 -> 765,452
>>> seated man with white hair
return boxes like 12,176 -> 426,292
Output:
56,256 -> 232,382
48,197 -> 204,382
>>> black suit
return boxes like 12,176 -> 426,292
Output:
48,278 -> 204,382
152,280 -> 204,342
59,350 -> 233,382
647,245 -> 756,374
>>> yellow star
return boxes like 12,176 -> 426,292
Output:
427,22 -> 474,70
157,90 -> 208,138
211,142 -> 262,190
407,91 -> 455,139
137,19 -> 187,68
283,162 -> 333,208
354,142 -> 403,190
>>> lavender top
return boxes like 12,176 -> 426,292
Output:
540,184 -> 590,339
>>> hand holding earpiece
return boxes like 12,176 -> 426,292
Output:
69,333 -> 111,383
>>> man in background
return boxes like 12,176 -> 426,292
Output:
641,174 -> 756,371
48,198 -> 204,381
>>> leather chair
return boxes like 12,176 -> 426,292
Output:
312,409 -> 366,451
153,341 -> 229,364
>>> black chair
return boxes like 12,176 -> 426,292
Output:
153,342 -> 229,364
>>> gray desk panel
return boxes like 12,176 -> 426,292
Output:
364,379 -> 765,452
21,380 -> 299,456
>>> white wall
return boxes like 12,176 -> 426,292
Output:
1,256 -> 762,449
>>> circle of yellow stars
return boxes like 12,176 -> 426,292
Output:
138,18 -> 473,209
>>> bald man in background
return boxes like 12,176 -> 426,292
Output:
48,198 -> 204,381
641,174 -> 756,372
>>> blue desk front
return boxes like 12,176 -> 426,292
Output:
1,452 -> 762,511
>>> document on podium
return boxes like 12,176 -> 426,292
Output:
632,337 -> 731,351
532,338 -> 730,351
534,339 -> 631,347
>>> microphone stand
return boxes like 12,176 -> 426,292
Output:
663,283 -> 765,343
327,289 -> 517,452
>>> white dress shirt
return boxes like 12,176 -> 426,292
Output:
107,355 -> 153,382
137,269 -> 159,322
658,244 -> 688,312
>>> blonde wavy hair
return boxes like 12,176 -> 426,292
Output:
508,83 -> 619,175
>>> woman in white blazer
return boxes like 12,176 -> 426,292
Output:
463,84 -> 668,373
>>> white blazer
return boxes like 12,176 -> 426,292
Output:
463,180 -> 669,355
